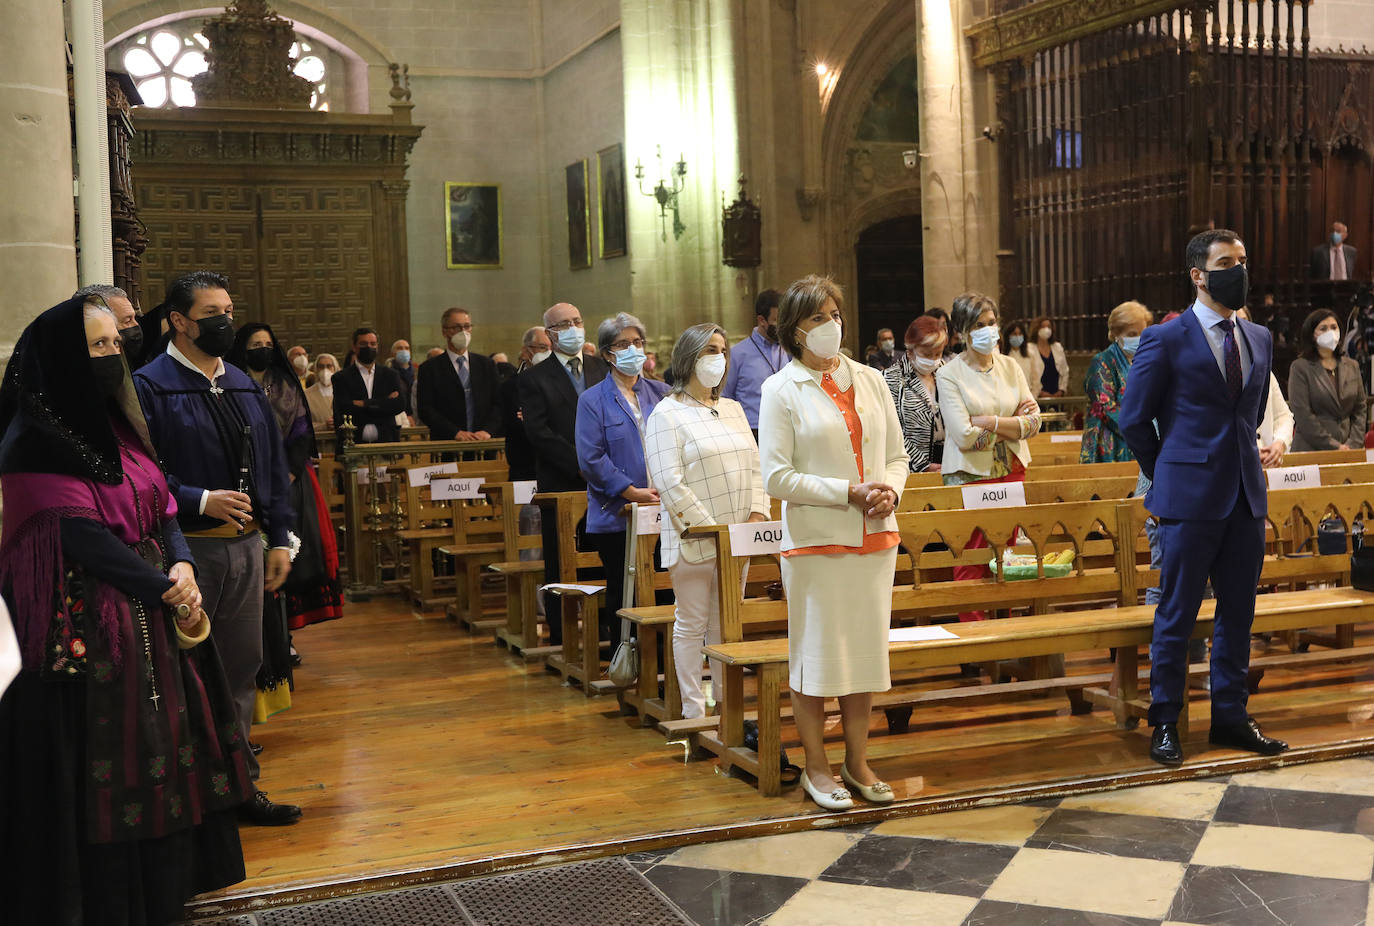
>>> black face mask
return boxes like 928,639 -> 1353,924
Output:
245,347 -> 275,372
356,346 -> 378,365
189,313 -> 235,357
91,354 -> 125,397
118,325 -> 144,362
1205,264 -> 1250,313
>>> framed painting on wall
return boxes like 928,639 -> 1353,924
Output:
445,182 -> 501,269
597,143 -> 627,259
566,160 -> 591,270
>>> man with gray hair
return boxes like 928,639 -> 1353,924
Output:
519,304 -> 608,645
73,283 -> 148,368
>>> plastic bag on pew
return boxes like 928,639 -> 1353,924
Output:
998,549 -> 1074,581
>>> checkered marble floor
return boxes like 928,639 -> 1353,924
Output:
192,756 -> 1374,925
627,756 -> 1374,926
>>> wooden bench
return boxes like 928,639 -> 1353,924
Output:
397,457 -> 508,611
526,492 -> 612,693
697,485 -> 1374,794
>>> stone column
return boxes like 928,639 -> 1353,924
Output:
916,0 -> 997,310
0,0 -> 76,359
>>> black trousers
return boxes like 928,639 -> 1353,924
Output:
539,511 -> 589,645
588,531 -> 627,650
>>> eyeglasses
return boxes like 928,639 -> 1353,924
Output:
441,322 -> 473,333
546,319 -> 584,332
610,337 -> 646,351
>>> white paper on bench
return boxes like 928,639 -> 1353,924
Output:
541,583 -> 606,595
1367,448 -> 1374,464
636,504 -> 663,535
1266,464 -> 1320,490
729,521 -> 783,556
961,480 -> 1027,509
1050,434 -> 1080,443
431,476 -> 487,500
513,480 -> 538,504
888,625 -> 959,642
409,462 -> 460,487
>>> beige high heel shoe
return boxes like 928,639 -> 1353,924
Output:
841,763 -> 894,804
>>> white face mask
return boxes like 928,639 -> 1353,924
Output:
1316,328 -> 1341,352
1038,326 -> 1053,341
529,349 -> 551,366
879,338 -> 894,352
970,325 -> 1000,355
695,353 -> 727,388
803,319 -> 843,360
911,353 -> 942,375
291,355 -> 308,373
449,330 -> 470,352
318,369 -> 334,387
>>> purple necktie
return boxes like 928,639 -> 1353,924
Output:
1218,318 -> 1242,402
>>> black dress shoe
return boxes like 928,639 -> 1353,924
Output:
239,790 -> 302,826
1150,723 -> 1184,766
250,741 -> 264,756
1209,717 -> 1289,755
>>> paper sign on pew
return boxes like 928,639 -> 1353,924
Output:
960,480 -> 1027,509
354,465 -> 388,485
408,462 -> 459,487
1050,434 -> 1080,443
729,521 -> 784,556
889,625 -> 959,642
636,505 -> 663,536
430,476 -> 486,500
513,480 -> 538,504
1366,448 -> 1374,464
1266,464 -> 1321,491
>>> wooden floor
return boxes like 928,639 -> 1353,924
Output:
190,596 -> 1374,917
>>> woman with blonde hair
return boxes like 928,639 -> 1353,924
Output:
1080,301 -> 1153,463
758,275 -> 908,810
644,324 -> 769,720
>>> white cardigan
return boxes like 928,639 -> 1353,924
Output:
1027,341 -> 1070,394
936,353 -> 1039,477
757,355 -> 908,552
1258,371 -> 1295,451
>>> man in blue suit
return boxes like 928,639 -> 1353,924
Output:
1120,229 -> 1289,766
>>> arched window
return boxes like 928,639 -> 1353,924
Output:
110,23 -> 333,110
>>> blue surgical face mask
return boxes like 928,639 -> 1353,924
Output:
1009,334 -> 1025,349
612,346 -> 646,376
1120,335 -> 1141,354
1333,231 -> 1345,246
969,325 -> 1000,355
556,325 -> 585,355
395,349 -> 411,365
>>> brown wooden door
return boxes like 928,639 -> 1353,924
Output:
856,215 -> 925,351
137,179 -> 382,355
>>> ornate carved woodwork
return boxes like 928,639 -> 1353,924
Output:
131,104 -> 422,350
721,177 -> 762,268
979,0 -> 1374,349
192,0 -> 312,109
107,72 -> 147,309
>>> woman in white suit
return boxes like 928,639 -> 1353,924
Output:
758,275 -> 909,811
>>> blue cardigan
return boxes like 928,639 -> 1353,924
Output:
575,375 -> 670,533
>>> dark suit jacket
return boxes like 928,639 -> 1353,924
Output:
499,372 -> 537,481
1119,306 -> 1272,521
1287,356 -> 1367,451
332,363 -> 406,447
1310,243 -> 1358,280
518,353 -> 609,491
416,351 -> 503,441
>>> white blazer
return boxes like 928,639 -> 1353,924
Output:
758,355 -> 908,552
936,353 -> 1039,478
1027,341 -> 1070,394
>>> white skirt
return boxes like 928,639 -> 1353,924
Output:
781,546 -> 897,697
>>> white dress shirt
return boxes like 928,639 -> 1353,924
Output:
1191,301 -> 1251,385
357,363 -> 379,442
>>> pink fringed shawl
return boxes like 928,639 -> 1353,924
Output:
0,433 -> 177,671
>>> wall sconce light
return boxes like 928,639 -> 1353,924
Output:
634,145 -> 687,242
